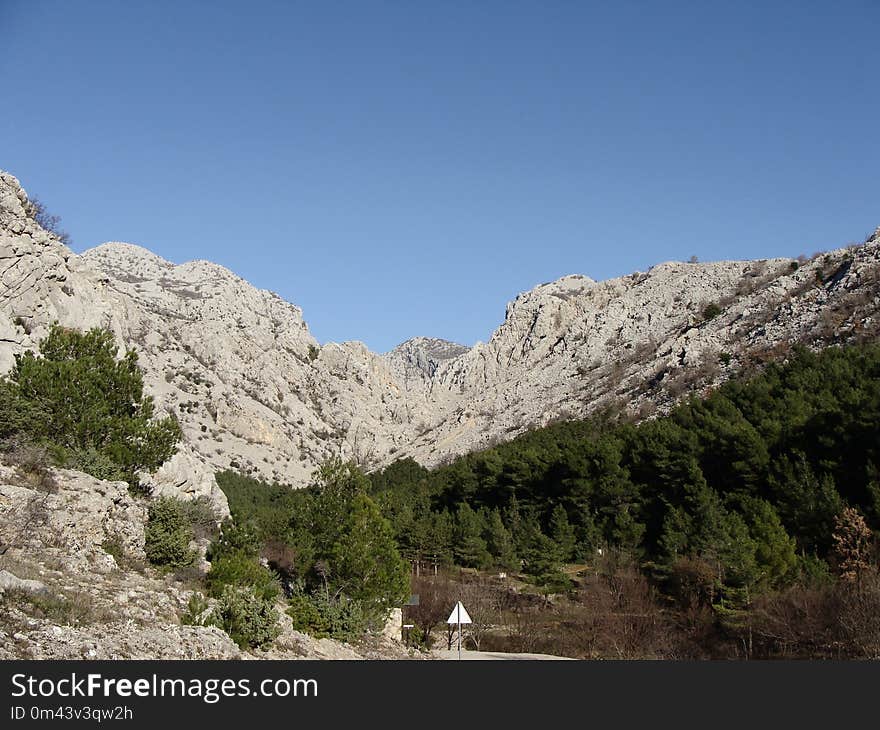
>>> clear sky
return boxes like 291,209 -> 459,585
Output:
2,1 -> 878,352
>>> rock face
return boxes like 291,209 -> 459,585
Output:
1,169 -> 879,486
386,337 -> 471,388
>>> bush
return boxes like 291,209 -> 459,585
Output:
210,585 -> 280,649
181,592 -> 212,626
206,551 -> 281,601
208,520 -> 262,561
702,303 -> 722,321
7,589 -> 109,627
56,446 -> 127,483
0,437 -> 57,492
101,536 -> 125,565
145,498 -> 195,570
27,197 -> 72,245
180,496 -> 219,541
287,591 -> 366,642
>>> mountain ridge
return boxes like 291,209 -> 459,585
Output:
2,169 -> 878,497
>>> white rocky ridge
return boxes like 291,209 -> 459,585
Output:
1,169 -> 879,493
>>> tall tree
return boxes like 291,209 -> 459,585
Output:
4,325 -> 180,486
329,492 -> 410,622
453,502 -> 491,568
549,504 -> 577,562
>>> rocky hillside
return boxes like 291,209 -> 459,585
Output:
0,464 -> 413,659
1,169 -> 879,491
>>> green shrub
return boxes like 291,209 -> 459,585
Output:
101,536 -> 125,565
57,446 -> 127,483
180,496 -> 219,541
206,551 -> 281,601
287,593 -> 329,636
181,592 -> 212,626
210,585 -> 280,649
208,520 -> 262,561
404,624 -> 429,650
287,591 -> 366,642
702,303 -> 722,321
145,497 -> 195,570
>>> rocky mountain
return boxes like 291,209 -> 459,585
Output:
386,337 -> 470,388
1,169 -> 879,497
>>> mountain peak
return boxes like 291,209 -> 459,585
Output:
388,336 -> 470,359
385,337 -> 470,386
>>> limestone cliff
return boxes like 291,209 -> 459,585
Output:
1,169 -> 878,486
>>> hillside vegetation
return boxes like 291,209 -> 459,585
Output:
364,343 -> 880,657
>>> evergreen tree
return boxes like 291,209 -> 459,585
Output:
549,504 -> 577,561
484,508 -> 518,570
519,513 -> 568,589
412,509 -> 453,568
738,497 -> 797,589
329,492 -> 409,622
768,452 -> 843,553
452,502 -> 491,568
4,325 -> 180,486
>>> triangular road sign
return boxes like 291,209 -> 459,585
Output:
446,601 -> 472,624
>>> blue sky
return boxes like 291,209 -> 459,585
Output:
2,1 -> 878,352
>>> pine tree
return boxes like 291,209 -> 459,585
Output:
739,497 -> 797,589
484,508 -> 518,570
329,492 -> 409,622
549,504 -> 577,562
4,325 -> 180,487
453,502 -> 491,568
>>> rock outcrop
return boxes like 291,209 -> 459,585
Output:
1,169 -> 878,485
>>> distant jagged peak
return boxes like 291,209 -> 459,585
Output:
385,336 -> 471,385
388,336 -> 470,361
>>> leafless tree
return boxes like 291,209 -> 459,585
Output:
27,197 -> 72,245
406,574 -> 457,648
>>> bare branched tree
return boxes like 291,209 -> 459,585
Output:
27,197 -> 72,245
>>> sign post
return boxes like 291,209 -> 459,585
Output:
446,601 -> 472,660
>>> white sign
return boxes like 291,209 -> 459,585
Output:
446,601 -> 472,625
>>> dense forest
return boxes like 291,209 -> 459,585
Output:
370,344 -> 879,582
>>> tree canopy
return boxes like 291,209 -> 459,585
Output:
0,325 -> 180,488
